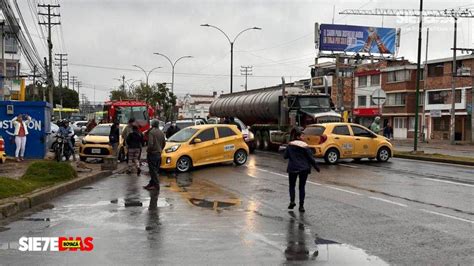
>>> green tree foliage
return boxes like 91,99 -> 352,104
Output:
109,89 -> 129,101
25,84 -> 79,108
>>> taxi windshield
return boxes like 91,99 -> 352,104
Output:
168,127 -> 198,143
88,125 -> 111,136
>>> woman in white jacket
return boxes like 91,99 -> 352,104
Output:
12,114 -> 31,161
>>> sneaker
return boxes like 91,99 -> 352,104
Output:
299,206 -> 305,213
20,157 -> 24,161
16,157 -> 20,162
288,202 -> 296,209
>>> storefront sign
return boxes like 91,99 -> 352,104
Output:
430,109 -> 442,118
353,107 -> 380,117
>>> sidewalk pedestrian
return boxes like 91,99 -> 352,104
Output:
12,114 -> 31,162
166,122 -> 180,139
122,118 -> 135,162
109,120 -> 120,159
85,118 -> 97,133
144,119 -> 166,191
370,116 -> 382,134
383,122 -> 393,139
284,130 -> 320,212
126,125 -> 144,176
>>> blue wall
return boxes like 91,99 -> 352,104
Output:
0,101 -> 52,159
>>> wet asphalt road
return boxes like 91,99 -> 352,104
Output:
0,152 -> 473,265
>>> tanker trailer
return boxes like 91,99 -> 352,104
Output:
209,86 -> 341,150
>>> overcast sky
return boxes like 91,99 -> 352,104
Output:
17,0 -> 474,102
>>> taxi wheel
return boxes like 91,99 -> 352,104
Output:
324,148 -> 339,164
176,156 -> 192,173
234,149 -> 248,166
377,147 -> 391,162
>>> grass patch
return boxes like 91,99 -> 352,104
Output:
0,162 -> 77,200
394,151 -> 474,164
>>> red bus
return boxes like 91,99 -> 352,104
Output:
103,100 -> 154,133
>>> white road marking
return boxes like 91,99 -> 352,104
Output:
325,185 -> 363,196
339,163 -> 360,169
420,209 -> 474,224
422,177 -> 474,188
368,197 -> 408,207
307,181 -> 323,186
393,157 -> 474,169
254,168 -> 287,178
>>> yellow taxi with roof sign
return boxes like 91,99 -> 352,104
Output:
303,122 -> 393,164
161,124 -> 249,172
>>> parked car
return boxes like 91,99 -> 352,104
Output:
79,123 -> 127,161
161,124 -> 249,172
304,122 -> 393,164
73,121 -> 88,135
162,119 -> 207,137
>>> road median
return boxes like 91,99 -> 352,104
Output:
0,161 -> 123,220
394,150 -> 474,166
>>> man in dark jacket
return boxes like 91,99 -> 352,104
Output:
284,130 -> 320,212
126,125 -> 144,176
144,119 -> 166,190
109,120 -> 120,159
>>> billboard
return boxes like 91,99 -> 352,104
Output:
319,24 -> 398,54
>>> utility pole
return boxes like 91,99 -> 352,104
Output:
121,75 -> 125,91
450,18 -> 458,144
38,3 -> 61,107
422,28 -> 429,143
335,54 -> 342,111
240,66 -> 253,91
1,21 -> 5,101
70,76 -> 77,92
55,53 -> 67,108
32,65 -> 37,100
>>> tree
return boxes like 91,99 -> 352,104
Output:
25,84 -> 79,108
155,83 -> 177,122
109,89 -> 129,101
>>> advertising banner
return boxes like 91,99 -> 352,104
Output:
319,24 -> 398,54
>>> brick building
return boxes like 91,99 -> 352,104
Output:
424,55 -> 473,141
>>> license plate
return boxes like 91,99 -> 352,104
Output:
91,149 -> 101,154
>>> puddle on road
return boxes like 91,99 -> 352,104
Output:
110,197 -> 170,208
169,173 -> 240,211
284,213 -> 387,265
22,217 -> 50,222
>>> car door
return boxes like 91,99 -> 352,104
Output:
216,126 -> 239,161
190,127 -> 217,165
350,125 -> 377,157
331,125 -> 355,158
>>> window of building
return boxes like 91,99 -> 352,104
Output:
358,76 -> 367,87
370,74 -> 380,86
433,117 -> 449,131
387,70 -> 409,82
386,93 -> 406,106
196,128 -> 215,142
217,127 -> 237,138
394,117 -> 406,129
428,90 -> 461,105
357,95 -> 367,107
408,117 -> 416,131
427,64 -> 444,77
332,125 -> 351,136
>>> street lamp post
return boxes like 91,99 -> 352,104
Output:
200,24 -> 261,93
132,65 -> 162,86
153,53 -> 192,94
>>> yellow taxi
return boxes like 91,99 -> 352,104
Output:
161,124 -> 249,172
0,136 -> 6,164
303,122 -> 393,164
79,124 -> 127,161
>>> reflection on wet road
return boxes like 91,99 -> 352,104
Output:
0,152 -> 472,264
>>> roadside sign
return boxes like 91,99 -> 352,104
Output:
371,89 -> 386,105
430,109 -> 442,118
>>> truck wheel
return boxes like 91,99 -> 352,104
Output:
234,149 -> 248,165
262,131 -> 270,150
324,148 -> 339,164
255,131 -> 263,150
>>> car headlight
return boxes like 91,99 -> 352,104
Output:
165,144 -> 180,153
82,139 -> 87,145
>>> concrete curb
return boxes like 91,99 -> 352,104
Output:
394,152 -> 474,167
0,167 -> 124,220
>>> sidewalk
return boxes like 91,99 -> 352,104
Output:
392,139 -> 474,159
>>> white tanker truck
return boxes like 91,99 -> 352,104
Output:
209,84 -> 341,150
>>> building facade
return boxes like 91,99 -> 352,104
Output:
178,92 -> 218,119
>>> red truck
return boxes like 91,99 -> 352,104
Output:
103,100 -> 154,133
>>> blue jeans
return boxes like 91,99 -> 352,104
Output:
147,153 -> 161,186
